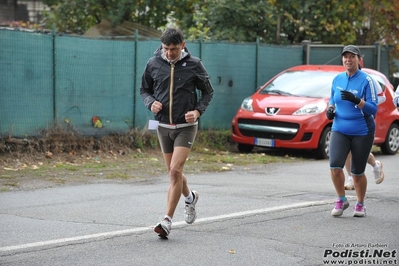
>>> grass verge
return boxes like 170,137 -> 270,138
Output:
0,128 -> 305,191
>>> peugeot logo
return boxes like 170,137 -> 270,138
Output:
265,107 -> 279,115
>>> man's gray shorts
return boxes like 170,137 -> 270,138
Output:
157,125 -> 198,154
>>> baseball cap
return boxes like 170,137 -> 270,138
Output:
341,45 -> 361,56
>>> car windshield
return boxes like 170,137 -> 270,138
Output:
259,70 -> 337,98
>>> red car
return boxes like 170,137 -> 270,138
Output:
231,65 -> 399,159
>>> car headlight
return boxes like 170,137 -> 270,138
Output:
293,102 -> 327,115
241,97 -> 253,111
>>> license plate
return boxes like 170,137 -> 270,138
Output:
254,138 -> 275,147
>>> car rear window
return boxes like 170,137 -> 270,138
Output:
369,74 -> 386,92
260,70 -> 337,98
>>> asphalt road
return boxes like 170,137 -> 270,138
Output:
1,154 -> 398,266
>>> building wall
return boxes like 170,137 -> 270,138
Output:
0,0 -> 47,25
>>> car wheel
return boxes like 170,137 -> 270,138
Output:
315,126 -> 331,160
380,123 -> 399,155
237,143 -> 254,153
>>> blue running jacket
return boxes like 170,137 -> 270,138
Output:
329,70 -> 378,136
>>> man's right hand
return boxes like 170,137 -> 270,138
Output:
151,101 -> 163,114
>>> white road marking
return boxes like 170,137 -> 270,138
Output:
0,199 -> 334,252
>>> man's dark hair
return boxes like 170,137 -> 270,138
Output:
161,28 -> 184,45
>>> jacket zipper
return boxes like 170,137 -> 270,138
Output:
169,63 -> 175,124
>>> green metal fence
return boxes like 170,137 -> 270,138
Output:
0,28 -> 391,137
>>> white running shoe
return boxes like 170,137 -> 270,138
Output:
184,190 -> 198,224
154,218 -> 172,238
344,179 -> 355,190
373,161 -> 384,184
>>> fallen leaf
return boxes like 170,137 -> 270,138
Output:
4,167 -> 18,171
